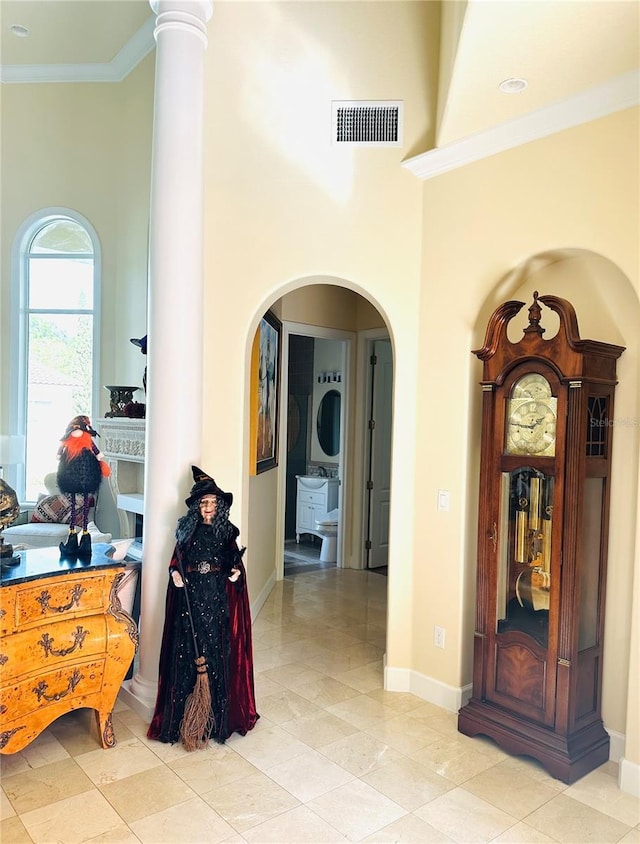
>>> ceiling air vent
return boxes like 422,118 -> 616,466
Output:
332,100 -> 403,147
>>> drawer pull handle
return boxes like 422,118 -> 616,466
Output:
38,626 -> 89,658
33,669 -> 84,702
36,585 -> 87,614
0,725 -> 26,750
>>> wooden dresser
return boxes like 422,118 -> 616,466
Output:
0,544 -> 138,753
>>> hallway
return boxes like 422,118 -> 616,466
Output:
1,568 -> 638,843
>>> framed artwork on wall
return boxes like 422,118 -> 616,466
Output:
251,310 -> 281,474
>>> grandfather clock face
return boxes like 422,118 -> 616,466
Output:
505,373 -> 557,457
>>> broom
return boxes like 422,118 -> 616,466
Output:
174,548 -> 215,751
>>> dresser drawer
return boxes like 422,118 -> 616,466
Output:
0,591 -> 15,637
1,658 -> 106,721
13,574 -> 110,630
1,549 -> 137,754
0,617 -> 108,683
298,491 -> 326,506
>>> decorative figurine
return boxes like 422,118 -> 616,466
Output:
147,466 -> 259,750
56,415 -> 111,561
0,478 -> 21,568
104,385 -> 140,418
130,335 -> 147,393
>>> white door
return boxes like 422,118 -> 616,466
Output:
367,339 -> 393,568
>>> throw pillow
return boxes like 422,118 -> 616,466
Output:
30,494 -> 95,526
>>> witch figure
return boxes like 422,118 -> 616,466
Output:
57,415 -> 111,561
147,466 -> 259,749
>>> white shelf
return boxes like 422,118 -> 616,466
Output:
117,492 -> 144,515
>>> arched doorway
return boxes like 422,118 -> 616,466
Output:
249,280 -> 394,584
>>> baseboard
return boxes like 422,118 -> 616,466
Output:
460,682 -> 473,707
608,729 -> 625,765
608,730 -> 640,796
384,664 -> 464,713
251,569 -> 276,621
619,757 -> 640,797
118,678 -> 155,723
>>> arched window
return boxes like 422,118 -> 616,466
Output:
12,210 -> 101,501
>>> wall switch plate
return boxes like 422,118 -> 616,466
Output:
434,625 -> 445,648
438,490 -> 450,511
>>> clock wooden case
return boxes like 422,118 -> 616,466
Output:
458,291 -> 624,783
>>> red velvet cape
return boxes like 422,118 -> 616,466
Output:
225,559 -> 259,736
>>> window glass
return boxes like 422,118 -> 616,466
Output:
26,314 -> 94,498
31,220 -> 92,254
579,478 -> 603,650
28,257 -> 94,310
18,214 -> 97,501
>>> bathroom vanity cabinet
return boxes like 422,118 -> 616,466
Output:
295,477 -> 338,542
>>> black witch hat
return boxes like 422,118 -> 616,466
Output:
61,415 -> 98,440
130,335 -> 147,354
185,465 -> 233,507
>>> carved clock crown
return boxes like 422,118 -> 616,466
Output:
474,291 -> 624,385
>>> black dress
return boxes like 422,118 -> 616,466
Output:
148,518 -> 258,745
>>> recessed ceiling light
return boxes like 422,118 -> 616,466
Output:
9,23 -> 30,38
499,77 -> 528,94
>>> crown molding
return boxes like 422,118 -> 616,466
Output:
0,16 -> 155,84
403,70 -> 640,181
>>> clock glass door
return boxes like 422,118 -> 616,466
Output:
486,464 -> 557,721
497,467 -> 553,647
486,364 -> 562,722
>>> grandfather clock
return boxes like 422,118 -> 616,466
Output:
458,292 -> 624,783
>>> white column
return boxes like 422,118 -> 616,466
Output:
121,0 -> 213,719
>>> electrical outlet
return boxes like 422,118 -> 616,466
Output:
434,625 -> 445,648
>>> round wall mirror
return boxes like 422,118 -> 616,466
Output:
317,389 -> 341,456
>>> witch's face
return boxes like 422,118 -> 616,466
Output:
199,494 -> 218,524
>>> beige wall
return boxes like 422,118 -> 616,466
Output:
279,283 -> 384,333
199,2 -> 437,615
0,54 -> 154,431
112,56 -> 154,386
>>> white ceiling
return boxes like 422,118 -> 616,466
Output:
1,0 -> 638,153
0,0 -> 152,66
437,0 -> 639,147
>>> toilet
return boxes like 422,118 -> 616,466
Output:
315,509 -> 340,563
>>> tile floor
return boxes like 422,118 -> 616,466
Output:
283,538 -> 327,576
2,567 -> 639,843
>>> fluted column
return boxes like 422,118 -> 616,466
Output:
121,0 -> 213,718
